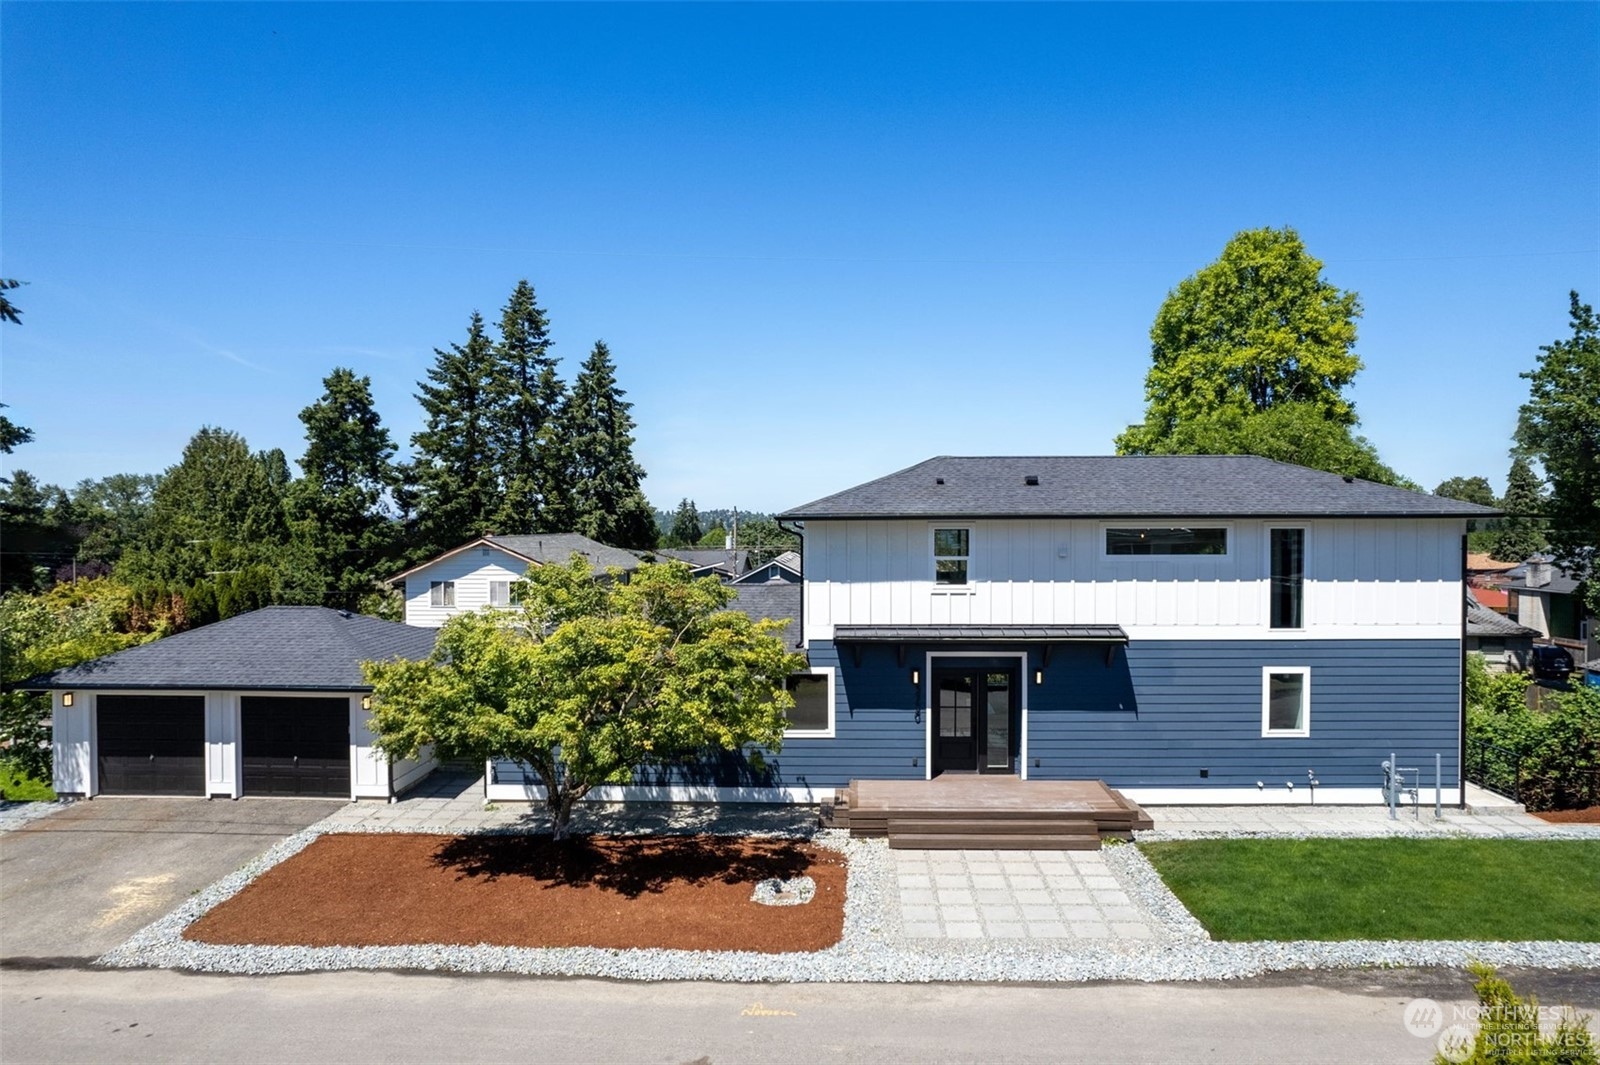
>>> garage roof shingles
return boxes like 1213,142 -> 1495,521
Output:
780,455 -> 1501,520
19,607 -> 438,692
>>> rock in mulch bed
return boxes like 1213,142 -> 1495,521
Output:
183,832 -> 846,954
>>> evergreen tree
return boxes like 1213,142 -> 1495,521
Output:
488,280 -> 568,534
410,311 -> 502,556
1489,456 -> 1547,563
1515,291 -> 1600,611
0,282 -> 30,457
669,498 -> 703,546
290,368 -> 400,610
563,341 -> 657,549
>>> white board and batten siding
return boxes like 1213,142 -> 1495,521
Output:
403,545 -> 530,628
802,518 -> 1468,643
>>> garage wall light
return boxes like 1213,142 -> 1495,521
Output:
61,692 -> 74,707
361,695 -> 372,711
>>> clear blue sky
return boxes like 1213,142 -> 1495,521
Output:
3,3 -> 1596,514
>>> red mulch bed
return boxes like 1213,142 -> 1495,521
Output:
1535,806 -> 1600,824
185,833 -> 846,953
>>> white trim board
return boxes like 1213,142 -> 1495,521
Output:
483,779 -> 833,805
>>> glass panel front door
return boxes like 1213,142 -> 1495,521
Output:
932,666 -> 1017,774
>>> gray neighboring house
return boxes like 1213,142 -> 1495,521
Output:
1465,591 -> 1540,672
653,547 -> 751,581
394,533 -> 644,627
1503,556 -> 1595,660
18,606 -> 439,801
731,550 -> 802,586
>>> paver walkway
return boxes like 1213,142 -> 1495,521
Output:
892,848 -> 1160,941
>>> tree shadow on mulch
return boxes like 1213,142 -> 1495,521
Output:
429,834 -> 820,898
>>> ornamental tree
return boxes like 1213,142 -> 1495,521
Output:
364,557 -> 804,838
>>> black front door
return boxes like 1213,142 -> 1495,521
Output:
932,667 -> 1017,775
241,696 -> 351,797
97,695 -> 206,795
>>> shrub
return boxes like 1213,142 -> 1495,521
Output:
1436,963 -> 1595,1064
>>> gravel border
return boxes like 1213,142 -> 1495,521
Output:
95,817 -> 1600,982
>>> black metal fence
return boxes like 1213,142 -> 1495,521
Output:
1465,735 -> 1600,811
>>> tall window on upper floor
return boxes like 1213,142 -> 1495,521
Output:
1105,527 -> 1228,556
933,528 -> 970,585
1269,528 -> 1305,629
429,580 -> 456,608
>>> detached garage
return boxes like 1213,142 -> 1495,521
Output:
20,606 -> 439,801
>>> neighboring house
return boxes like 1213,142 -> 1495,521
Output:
19,607 -> 439,801
731,550 -> 802,585
653,547 -> 750,581
1504,556 -> 1594,656
1465,590 -> 1539,672
392,533 -> 642,627
486,454 -> 1496,806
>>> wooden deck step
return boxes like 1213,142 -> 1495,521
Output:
888,833 -> 1103,851
885,818 -> 1099,835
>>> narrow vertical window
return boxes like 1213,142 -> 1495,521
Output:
933,528 -> 970,585
1270,528 -> 1304,629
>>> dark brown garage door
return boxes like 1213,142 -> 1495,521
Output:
97,695 -> 206,795
241,696 -> 350,797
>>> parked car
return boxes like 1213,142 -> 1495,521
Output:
1530,644 -> 1575,681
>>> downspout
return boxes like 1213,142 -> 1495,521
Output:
1459,531 -> 1468,810
778,518 -> 805,653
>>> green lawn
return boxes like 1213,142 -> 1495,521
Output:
1140,838 -> 1600,942
0,766 -> 55,802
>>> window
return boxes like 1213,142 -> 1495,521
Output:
1262,667 -> 1310,737
1269,528 -> 1305,629
933,528 -> 970,585
783,669 -> 834,736
429,581 -> 456,608
488,580 -> 517,607
1106,527 -> 1228,556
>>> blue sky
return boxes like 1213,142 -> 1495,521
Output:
3,3 -> 1596,514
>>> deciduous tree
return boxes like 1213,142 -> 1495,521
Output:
364,559 -> 802,838
1515,291 -> 1600,611
1434,476 -> 1496,508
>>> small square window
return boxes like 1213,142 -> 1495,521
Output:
429,581 -> 456,608
783,671 -> 833,735
1262,668 -> 1310,737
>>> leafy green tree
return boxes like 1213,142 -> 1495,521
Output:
290,368 -> 400,610
72,473 -> 159,566
409,311 -> 502,557
1488,456 -> 1547,563
0,471 -> 63,591
364,558 -> 803,837
0,282 -> 30,458
119,427 -> 293,621
737,517 -> 801,565
669,498 -> 703,546
488,280 -> 570,534
697,525 -> 727,549
563,341 -> 658,549
1434,476 -> 1496,508
1515,291 -> 1600,612
1117,227 -> 1364,455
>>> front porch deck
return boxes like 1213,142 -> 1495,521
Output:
822,776 -> 1155,850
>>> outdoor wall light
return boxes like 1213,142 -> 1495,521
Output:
1034,669 -> 1044,685
910,668 -> 920,686
61,692 -> 73,707
361,695 -> 372,711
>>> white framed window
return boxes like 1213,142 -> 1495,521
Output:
429,580 -> 456,608
488,580 -> 517,607
1261,667 -> 1310,737
782,667 -> 835,738
1103,525 -> 1230,559
931,526 -> 972,586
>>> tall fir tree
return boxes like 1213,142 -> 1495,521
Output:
563,341 -> 658,550
409,311 -> 502,556
1489,456 -> 1547,563
669,498 -> 703,546
488,280 -> 569,534
290,368 -> 400,610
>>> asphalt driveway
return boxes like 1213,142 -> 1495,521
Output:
0,797 -> 343,964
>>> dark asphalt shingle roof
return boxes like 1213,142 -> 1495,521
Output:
727,583 -> 801,646
833,624 -> 1129,642
780,456 -> 1500,520
487,533 -> 643,572
1465,598 -> 1540,639
17,607 -> 438,691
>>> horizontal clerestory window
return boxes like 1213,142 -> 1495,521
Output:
1105,527 -> 1228,556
